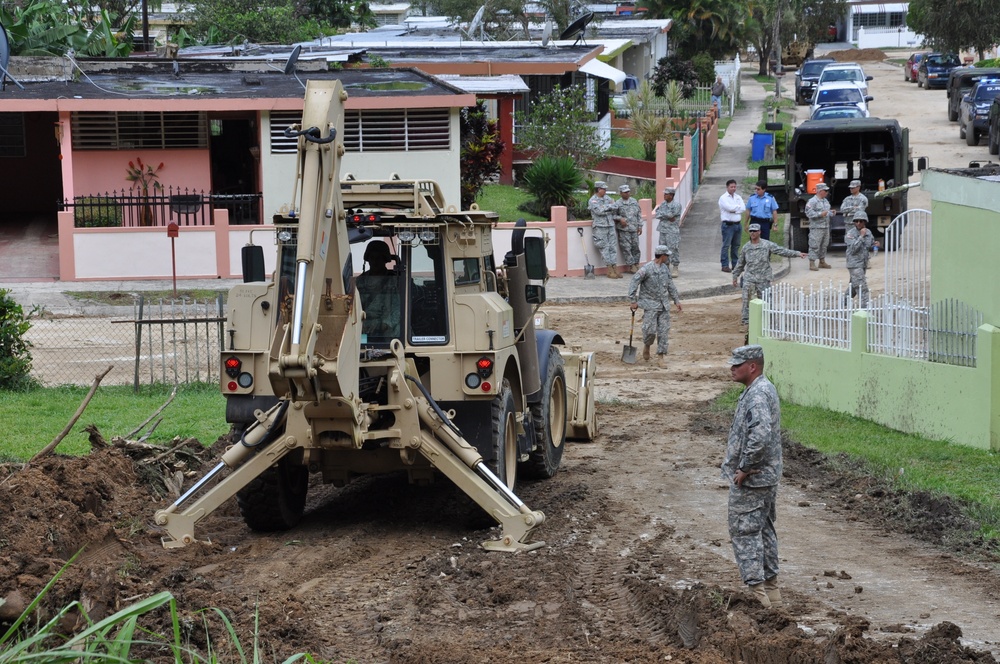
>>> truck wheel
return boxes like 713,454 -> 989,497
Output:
522,347 -> 567,479
967,125 -> 978,146
792,226 -> 809,253
960,122 -> 966,140
989,130 -> 999,155
949,105 -> 959,122
237,451 -> 309,532
490,380 -> 518,490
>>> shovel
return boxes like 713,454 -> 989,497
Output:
577,227 -> 595,279
622,310 -> 638,364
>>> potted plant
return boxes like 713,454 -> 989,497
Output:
125,157 -> 164,226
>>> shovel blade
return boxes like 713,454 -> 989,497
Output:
622,345 -> 638,364
584,264 -> 596,280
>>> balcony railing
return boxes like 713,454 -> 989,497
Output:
65,187 -> 263,228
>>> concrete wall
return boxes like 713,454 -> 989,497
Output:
750,304 -> 1000,450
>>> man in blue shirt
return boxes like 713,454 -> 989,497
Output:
744,180 -> 780,241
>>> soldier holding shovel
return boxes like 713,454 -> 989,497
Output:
627,245 -> 683,368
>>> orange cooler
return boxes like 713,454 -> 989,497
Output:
805,169 -> 825,193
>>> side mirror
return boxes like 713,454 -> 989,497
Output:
241,244 -> 266,283
866,75 -> 873,81
865,96 -> 874,102
523,235 -> 548,281
917,156 -> 929,171
963,94 -> 971,102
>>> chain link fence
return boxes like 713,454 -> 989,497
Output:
26,296 -> 226,389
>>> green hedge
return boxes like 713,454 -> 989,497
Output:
74,197 -> 122,228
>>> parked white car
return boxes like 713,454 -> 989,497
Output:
809,81 -> 873,117
815,62 -> 873,97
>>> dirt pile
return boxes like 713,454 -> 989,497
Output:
828,48 -> 888,62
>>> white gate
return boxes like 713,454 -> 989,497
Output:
882,208 -> 931,307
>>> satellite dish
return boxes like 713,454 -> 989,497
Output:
559,12 -> 594,46
0,21 -> 24,92
541,20 -> 553,47
467,5 -> 486,40
283,45 -> 301,75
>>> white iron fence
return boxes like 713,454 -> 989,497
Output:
763,209 -> 984,367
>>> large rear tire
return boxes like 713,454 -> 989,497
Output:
522,347 -> 567,479
989,129 -> 999,155
792,225 -> 809,253
966,123 -> 979,146
489,380 -> 518,490
236,450 -> 309,532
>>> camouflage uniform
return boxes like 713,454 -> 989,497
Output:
615,196 -> 643,268
804,193 -> 832,262
627,260 -> 681,355
654,199 -> 683,266
838,192 -> 868,220
732,239 -> 802,325
588,192 -> 619,267
356,274 -> 401,340
844,223 -> 874,307
721,368 -> 783,588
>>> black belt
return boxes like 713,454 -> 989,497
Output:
750,216 -> 771,222
723,221 -> 741,225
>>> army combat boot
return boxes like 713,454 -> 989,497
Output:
670,265 -> 679,278
656,354 -> 667,368
809,260 -> 818,271
819,260 -> 832,269
748,583 -> 772,608
642,344 -> 651,361
763,576 -> 783,608
607,264 -> 622,279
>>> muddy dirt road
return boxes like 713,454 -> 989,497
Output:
3,296 -> 1000,663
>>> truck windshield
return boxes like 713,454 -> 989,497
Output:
816,88 -> 863,104
407,242 -> 448,345
974,84 -> 1000,101
928,54 -> 959,66
802,61 -> 829,77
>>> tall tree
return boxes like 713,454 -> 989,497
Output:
514,85 -> 606,171
186,0 -> 322,44
908,0 -> 1000,59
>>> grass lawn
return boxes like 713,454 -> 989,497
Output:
476,184 -> 546,222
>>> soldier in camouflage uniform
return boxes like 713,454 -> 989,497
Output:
804,182 -> 835,271
628,245 -> 683,367
721,345 -> 784,608
838,179 -> 868,222
654,187 -> 682,277
588,181 -> 621,279
844,211 -> 878,308
732,223 -> 807,326
613,184 -> 643,273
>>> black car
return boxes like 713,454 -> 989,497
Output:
794,58 -> 834,105
959,79 -> 1000,146
989,97 -> 1000,154
946,67 -> 1000,121
917,53 -> 961,89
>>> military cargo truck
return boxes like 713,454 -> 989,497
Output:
760,118 -> 928,251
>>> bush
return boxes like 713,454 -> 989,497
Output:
514,85 -> 606,171
0,289 -> 38,391
652,55 -> 700,99
691,53 -> 716,85
74,197 -> 122,228
520,156 -> 583,217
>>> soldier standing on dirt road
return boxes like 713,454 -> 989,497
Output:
614,184 -> 643,274
654,187 -> 682,278
628,245 -> 682,368
722,344 -> 784,609
732,223 -> 807,326
805,182 -> 835,271
839,179 -> 868,221
588,181 -> 622,279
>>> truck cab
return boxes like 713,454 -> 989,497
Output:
760,118 -> 927,251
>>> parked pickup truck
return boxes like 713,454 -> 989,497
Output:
759,118 -> 928,251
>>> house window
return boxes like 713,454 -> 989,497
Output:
0,113 -> 26,158
70,112 -> 209,150
269,109 -> 450,154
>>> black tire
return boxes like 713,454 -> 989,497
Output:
989,130 -> 999,155
236,450 -> 309,532
522,347 -> 567,480
967,124 -> 978,146
792,225 -> 809,253
949,105 -> 959,122
489,379 -> 518,491
959,122 -> 966,140
917,77 -> 923,88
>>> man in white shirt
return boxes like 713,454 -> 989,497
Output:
719,179 -> 746,273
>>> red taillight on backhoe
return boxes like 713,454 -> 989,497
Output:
225,356 -> 241,378
476,357 -> 493,378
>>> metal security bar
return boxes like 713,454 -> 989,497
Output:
127,295 -> 226,390
866,292 -> 928,359
883,208 -> 931,308
928,299 -> 982,367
